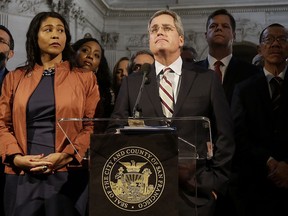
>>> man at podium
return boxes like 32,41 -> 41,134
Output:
110,9 -> 235,216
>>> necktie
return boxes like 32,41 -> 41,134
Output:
159,68 -> 174,118
270,76 -> 283,112
214,61 -> 223,81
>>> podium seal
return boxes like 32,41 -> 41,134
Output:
102,146 -> 165,211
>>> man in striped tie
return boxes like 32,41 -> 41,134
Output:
111,9 -> 234,216
231,23 -> 288,216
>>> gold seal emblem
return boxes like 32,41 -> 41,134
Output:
102,146 -> 165,211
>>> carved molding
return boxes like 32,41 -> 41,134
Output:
13,0 -> 48,15
99,3 -> 288,17
3,0 -> 85,25
126,34 -> 149,48
101,32 -> 119,50
0,0 -> 11,10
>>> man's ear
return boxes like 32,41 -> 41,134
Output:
179,35 -> 184,47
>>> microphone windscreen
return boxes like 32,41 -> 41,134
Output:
139,63 -> 151,75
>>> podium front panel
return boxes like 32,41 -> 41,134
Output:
90,132 -> 178,215
57,117 -> 212,216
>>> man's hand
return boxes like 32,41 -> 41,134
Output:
267,159 -> 288,188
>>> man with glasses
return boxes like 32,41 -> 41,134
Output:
0,25 -> 14,92
0,24 -> 14,216
111,9 -> 234,216
231,23 -> 288,216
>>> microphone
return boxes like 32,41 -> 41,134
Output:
132,63 -> 151,118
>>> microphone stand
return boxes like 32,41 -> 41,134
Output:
130,63 -> 151,123
132,73 -> 148,118
128,63 -> 151,127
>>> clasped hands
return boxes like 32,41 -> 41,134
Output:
267,158 -> 288,188
13,153 -> 73,174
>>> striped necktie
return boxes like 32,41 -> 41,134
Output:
270,76 -> 283,112
159,67 -> 174,118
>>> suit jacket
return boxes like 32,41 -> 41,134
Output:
195,57 -> 260,105
111,61 -> 235,210
231,69 -> 288,199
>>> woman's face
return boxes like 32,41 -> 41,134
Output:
116,59 -> 129,86
37,17 -> 66,59
76,41 -> 102,72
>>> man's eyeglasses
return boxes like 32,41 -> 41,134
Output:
261,36 -> 288,45
0,38 -> 10,47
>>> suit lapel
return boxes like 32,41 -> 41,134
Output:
281,68 -> 288,109
223,57 -> 236,87
255,71 -> 271,108
173,65 -> 197,116
16,65 -> 43,102
144,66 -> 165,117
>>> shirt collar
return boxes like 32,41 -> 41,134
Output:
155,56 -> 183,76
263,65 -> 287,83
207,54 -> 233,68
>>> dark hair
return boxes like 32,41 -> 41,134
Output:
206,9 -> 236,32
23,11 -> 74,72
72,37 -> 112,117
112,56 -> 129,97
0,25 -> 14,50
259,23 -> 287,44
181,45 -> 198,62
128,50 -> 154,74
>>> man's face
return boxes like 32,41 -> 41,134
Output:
116,59 -> 129,86
0,29 -> 14,69
259,26 -> 288,66
205,14 -> 235,48
149,14 -> 184,57
132,54 -> 154,73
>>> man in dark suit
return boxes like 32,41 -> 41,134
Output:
195,9 -> 260,216
0,24 -> 14,215
111,9 -> 234,216
231,23 -> 288,216
195,9 -> 259,105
